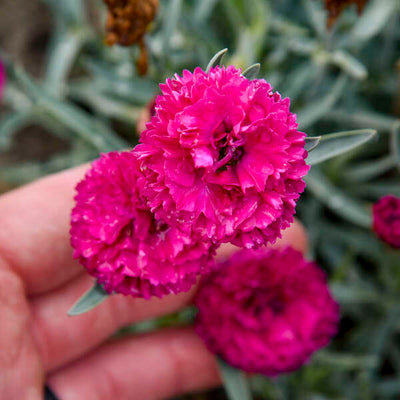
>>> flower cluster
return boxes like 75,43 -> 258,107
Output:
373,195 -> 400,248
195,247 -> 340,376
137,66 -> 309,248
71,64 -> 309,298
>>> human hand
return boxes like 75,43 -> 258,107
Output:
0,165 -> 307,400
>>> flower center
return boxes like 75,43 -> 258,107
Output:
244,290 -> 286,317
214,121 -> 244,172
148,218 -> 169,235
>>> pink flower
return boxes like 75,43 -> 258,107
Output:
373,195 -> 400,248
137,66 -> 309,248
70,151 -> 216,299
195,247 -> 340,376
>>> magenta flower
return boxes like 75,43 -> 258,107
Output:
195,247 -> 340,376
373,195 -> 400,248
70,151 -> 216,299
136,66 -> 309,249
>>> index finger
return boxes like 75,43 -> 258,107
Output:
0,165 -> 89,295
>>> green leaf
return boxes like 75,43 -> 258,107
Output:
390,120 -> 400,170
83,58 -> 158,103
242,63 -> 260,80
323,109 -> 396,132
44,27 -> 90,96
330,50 -> 368,80
218,359 -> 252,400
346,155 -> 395,182
348,0 -> 397,45
376,379 -> 400,396
0,109 -> 36,148
304,136 -> 321,152
353,180 -> 400,198
298,75 -> 347,129
306,129 -> 377,166
314,350 -> 379,370
161,0 -> 182,50
305,169 -> 372,228
68,283 -> 109,316
206,48 -> 228,73
302,0 -> 326,39
194,0 -> 218,24
7,61 -> 127,152
0,141 -> 96,184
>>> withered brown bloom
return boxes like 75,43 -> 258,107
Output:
103,0 -> 158,75
324,0 -> 368,28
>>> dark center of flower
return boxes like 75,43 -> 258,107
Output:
214,121 -> 244,172
244,290 -> 286,317
148,218 -> 169,235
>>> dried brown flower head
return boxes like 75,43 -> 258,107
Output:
324,0 -> 368,28
103,0 -> 158,75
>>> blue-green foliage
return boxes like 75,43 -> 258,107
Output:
1,0 -> 400,398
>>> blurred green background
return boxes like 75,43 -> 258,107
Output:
1,0 -> 400,398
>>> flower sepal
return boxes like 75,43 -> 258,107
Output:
306,128 -> 376,165
206,48 -> 228,73
68,282 -> 109,316
218,359 -> 252,400
242,63 -> 260,80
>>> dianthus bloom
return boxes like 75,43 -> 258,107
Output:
195,247 -> 340,376
137,66 -> 309,249
70,151 -> 216,298
373,195 -> 400,248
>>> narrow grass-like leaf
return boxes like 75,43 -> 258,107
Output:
353,180 -> 400,198
304,136 -> 321,152
7,62 -> 127,151
298,75 -> 347,128
45,27 -> 90,96
83,58 -> 157,103
68,283 -> 109,316
0,109 -> 36,148
242,63 -> 260,80
0,142 -> 96,184
349,0 -> 397,45
315,351 -> 379,370
306,129 -> 377,166
218,359 -> 252,400
161,0 -> 182,50
376,379 -> 400,396
346,155 -> 395,182
323,109 -> 396,132
302,0 -> 326,39
390,121 -> 400,170
194,0 -> 218,24
305,169 -> 372,228
68,83 -> 140,125
330,50 -> 368,80
331,283 -> 381,305
206,48 -> 228,73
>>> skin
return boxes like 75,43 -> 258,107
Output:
0,165 -> 307,400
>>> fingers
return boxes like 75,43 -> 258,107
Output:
30,218 -> 308,373
30,274 -> 196,372
48,327 -> 219,400
0,165 -> 88,295
0,261 -> 43,400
